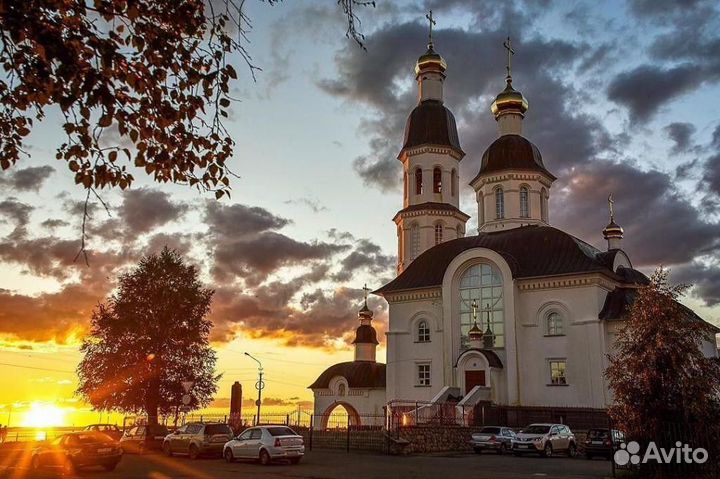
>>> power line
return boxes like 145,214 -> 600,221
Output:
0,362 -> 75,374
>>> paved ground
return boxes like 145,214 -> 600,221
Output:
0,449 -> 614,479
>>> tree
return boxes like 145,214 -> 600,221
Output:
77,247 -> 218,423
605,268 -> 720,443
0,0 -> 373,198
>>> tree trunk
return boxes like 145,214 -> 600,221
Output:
145,377 -> 160,425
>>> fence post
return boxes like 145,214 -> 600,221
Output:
286,414 -> 289,425
309,415 -> 313,451
346,415 -> 351,453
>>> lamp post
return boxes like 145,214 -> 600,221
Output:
244,353 -> 264,425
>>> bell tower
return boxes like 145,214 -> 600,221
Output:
395,12 -> 469,273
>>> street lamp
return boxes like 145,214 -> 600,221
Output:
244,352 -> 264,425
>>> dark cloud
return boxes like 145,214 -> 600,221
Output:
119,188 -> 188,236
333,238 -> 395,281
283,197 -> 328,213
0,166 -> 55,192
671,262 -> 720,307
205,201 -> 290,238
607,64 -> 700,123
40,219 -> 70,230
0,198 -> 33,228
664,122 -> 696,154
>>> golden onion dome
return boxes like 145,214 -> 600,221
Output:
415,44 -> 447,76
468,322 -> 483,339
490,79 -> 529,118
603,220 -> 624,239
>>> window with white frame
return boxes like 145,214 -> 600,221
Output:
520,186 -> 530,218
549,359 -> 567,385
434,223 -> 443,245
541,188 -> 548,222
410,223 -> 420,259
417,320 -> 430,342
417,363 -> 431,386
459,263 -> 504,348
545,312 -> 564,336
495,187 -> 505,219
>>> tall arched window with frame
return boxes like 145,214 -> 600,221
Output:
459,264 -> 504,348
434,223 -> 443,245
541,188 -> 548,222
520,186 -> 530,218
495,187 -> 505,219
415,168 -> 423,195
410,223 -> 420,259
545,312 -> 564,336
433,167 -> 442,193
451,169 -> 457,197
417,320 -> 430,342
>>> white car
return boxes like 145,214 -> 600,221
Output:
512,423 -> 577,457
223,425 -> 304,465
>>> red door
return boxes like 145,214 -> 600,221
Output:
465,370 -> 486,393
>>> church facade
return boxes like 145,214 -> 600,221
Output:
310,36 -> 718,422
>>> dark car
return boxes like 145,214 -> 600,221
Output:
119,424 -> 170,454
163,422 -> 234,459
470,426 -> 517,454
584,428 -> 624,459
83,424 -> 123,441
31,432 -> 122,473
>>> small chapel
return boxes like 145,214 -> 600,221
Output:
309,27 -> 718,426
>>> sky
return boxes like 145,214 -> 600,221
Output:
1,0 -> 719,427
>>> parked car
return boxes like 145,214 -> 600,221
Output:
470,426 -> 516,454
31,431 -> 122,473
223,425 -> 304,465
119,424 -> 170,454
512,423 -> 577,458
83,424 -> 123,441
583,428 -> 624,459
162,422 -> 234,459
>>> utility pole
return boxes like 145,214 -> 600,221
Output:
244,353 -> 264,425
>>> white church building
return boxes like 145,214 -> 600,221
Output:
310,36 -> 718,424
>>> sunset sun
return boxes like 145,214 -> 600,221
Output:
20,403 -> 67,428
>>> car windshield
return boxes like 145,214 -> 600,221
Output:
205,424 -> 232,435
267,427 -> 296,437
522,425 -> 551,434
479,427 -> 501,434
588,429 -> 609,439
75,433 -> 115,444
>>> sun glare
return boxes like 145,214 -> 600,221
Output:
20,403 -> 67,428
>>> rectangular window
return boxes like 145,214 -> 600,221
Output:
549,359 -> 567,385
417,363 -> 431,386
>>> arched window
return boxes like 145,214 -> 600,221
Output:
459,264 -> 504,348
451,169 -> 457,197
541,188 -> 548,222
417,320 -> 430,342
520,186 -> 530,218
478,193 -> 484,225
434,223 -> 443,245
433,167 -> 442,193
338,383 -> 346,396
415,168 -> 423,195
546,312 -> 564,336
404,172 -> 408,200
456,225 -> 463,238
495,187 -> 505,219
410,223 -> 420,259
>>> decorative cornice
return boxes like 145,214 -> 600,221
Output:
471,170 -> 554,189
400,144 -> 464,161
382,287 -> 442,303
517,272 -> 618,292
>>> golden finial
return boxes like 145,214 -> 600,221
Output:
503,36 -> 515,83
608,194 -> 615,222
471,299 -> 478,321
425,10 -> 436,48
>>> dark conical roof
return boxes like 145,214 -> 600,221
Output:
401,100 -> 462,154
471,134 -> 555,181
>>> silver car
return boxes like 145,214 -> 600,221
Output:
223,426 -> 304,465
471,426 -> 516,454
512,423 -> 577,457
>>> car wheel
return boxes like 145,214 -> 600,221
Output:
62,457 -> 75,475
499,443 -> 509,455
224,448 -> 234,463
138,442 -> 146,455
31,456 -> 41,470
568,443 -> 577,457
542,443 -> 552,458
163,442 -> 173,457
289,457 -> 301,465
473,447 -> 482,454
259,449 -> 271,466
103,463 -> 118,471
188,444 -> 200,460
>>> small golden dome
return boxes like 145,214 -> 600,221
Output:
415,44 -> 447,76
603,220 -> 624,239
490,80 -> 529,118
468,322 -> 483,339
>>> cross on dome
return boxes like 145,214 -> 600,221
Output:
425,10 -> 436,47
503,36 -> 515,82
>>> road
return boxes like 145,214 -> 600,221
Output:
0,449 -> 614,479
